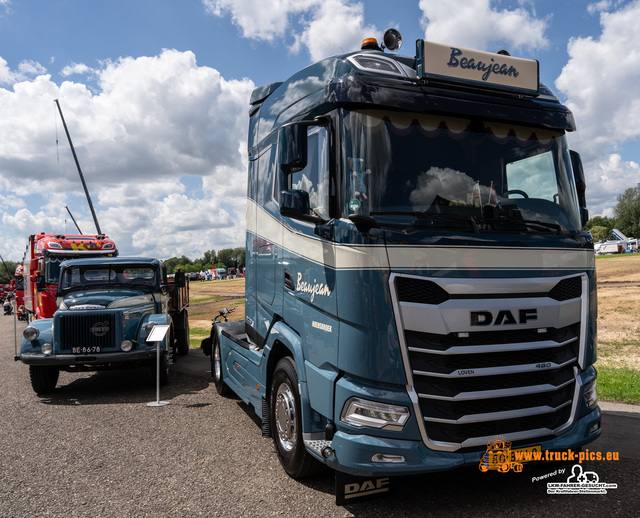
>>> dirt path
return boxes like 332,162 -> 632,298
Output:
186,278 -> 245,336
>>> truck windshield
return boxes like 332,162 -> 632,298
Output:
45,253 -> 118,285
60,265 -> 157,291
342,109 -> 582,234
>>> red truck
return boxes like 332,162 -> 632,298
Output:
10,265 -> 25,306
24,233 -> 117,319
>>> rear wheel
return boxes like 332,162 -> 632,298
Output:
211,333 -> 228,395
29,365 -> 59,394
176,311 -> 190,356
269,357 -> 323,478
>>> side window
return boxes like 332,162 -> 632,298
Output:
506,151 -> 558,201
289,127 -> 330,219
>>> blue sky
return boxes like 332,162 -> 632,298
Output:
1,0 -> 639,262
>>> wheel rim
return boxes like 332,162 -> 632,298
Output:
214,343 -> 222,381
274,382 -> 296,452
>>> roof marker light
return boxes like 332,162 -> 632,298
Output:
361,37 -> 381,51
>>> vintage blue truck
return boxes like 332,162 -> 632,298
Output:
18,257 -> 189,394
204,31 -> 600,502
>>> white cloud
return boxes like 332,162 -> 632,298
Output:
203,0 -> 376,61
0,49 -> 254,260
418,0 -> 550,51
556,0 -> 640,215
0,57 -> 47,85
203,0 -> 318,41
60,62 -> 94,77
292,0 -> 378,62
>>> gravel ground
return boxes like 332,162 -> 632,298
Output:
2,314 -> 639,517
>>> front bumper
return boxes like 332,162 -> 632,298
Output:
320,406 -> 601,477
19,349 -> 159,366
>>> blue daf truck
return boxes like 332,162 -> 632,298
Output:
18,257 -> 190,394
203,31 -> 600,502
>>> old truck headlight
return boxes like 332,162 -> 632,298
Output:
23,326 -> 39,341
144,322 -> 156,335
41,343 -> 53,356
120,340 -> 133,352
341,397 -> 410,431
583,380 -> 598,409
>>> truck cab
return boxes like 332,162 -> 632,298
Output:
209,33 -> 600,498
18,257 -> 189,394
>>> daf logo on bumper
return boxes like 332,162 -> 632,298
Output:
90,321 -> 110,336
470,309 -> 537,326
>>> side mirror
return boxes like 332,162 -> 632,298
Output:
278,124 -> 307,174
36,274 -> 45,291
280,190 -> 325,225
570,150 -> 589,228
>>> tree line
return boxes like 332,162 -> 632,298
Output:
585,185 -> 640,242
164,247 -> 245,274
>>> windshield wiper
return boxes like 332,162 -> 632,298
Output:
370,211 -> 480,233
520,219 -> 562,234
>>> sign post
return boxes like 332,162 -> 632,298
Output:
146,324 -> 170,407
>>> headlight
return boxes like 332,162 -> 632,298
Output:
144,322 -> 156,342
341,397 -> 410,431
583,380 -> 598,409
23,326 -> 39,341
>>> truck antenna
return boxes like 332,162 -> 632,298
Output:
54,99 -> 102,235
65,205 -> 83,234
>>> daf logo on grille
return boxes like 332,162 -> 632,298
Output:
90,321 -> 110,337
470,309 -> 537,326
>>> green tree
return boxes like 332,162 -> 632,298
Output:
202,249 -> 217,268
589,225 -> 609,242
613,185 -> 640,239
586,215 -> 615,233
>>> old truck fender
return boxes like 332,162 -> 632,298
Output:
138,313 -> 172,350
20,318 -> 54,355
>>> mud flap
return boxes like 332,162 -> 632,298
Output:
335,471 -> 393,506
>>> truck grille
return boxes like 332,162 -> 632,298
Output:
58,313 -> 117,350
392,273 -> 585,452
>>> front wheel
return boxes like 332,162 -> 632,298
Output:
29,365 -> 59,394
269,357 -> 323,478
211,333 -> 228,395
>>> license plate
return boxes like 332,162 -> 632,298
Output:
71,346 -> 102,354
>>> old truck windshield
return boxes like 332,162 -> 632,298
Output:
60,265 -> 157,291
342,109 -> 581,234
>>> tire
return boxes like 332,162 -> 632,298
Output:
29,365 -> 59,394
176,311 -> 190,356
269,357 -> 323,478
211,333 -> 228,395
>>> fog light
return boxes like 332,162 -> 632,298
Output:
41,343 -> 53,356
120,340 -> 133,352
583,380 -> 598,409
23,326 -> 39,341
321,447 -> 333,459
341,398 -> 410,431
372,453 -> 405,463
588,421 -> 601,435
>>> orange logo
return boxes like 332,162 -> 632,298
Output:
479,436 -> 524,473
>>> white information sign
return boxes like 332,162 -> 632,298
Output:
147,324 -> 170,342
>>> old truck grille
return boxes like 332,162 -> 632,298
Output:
58,313 -> 117,350
392,273 -> 585,452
